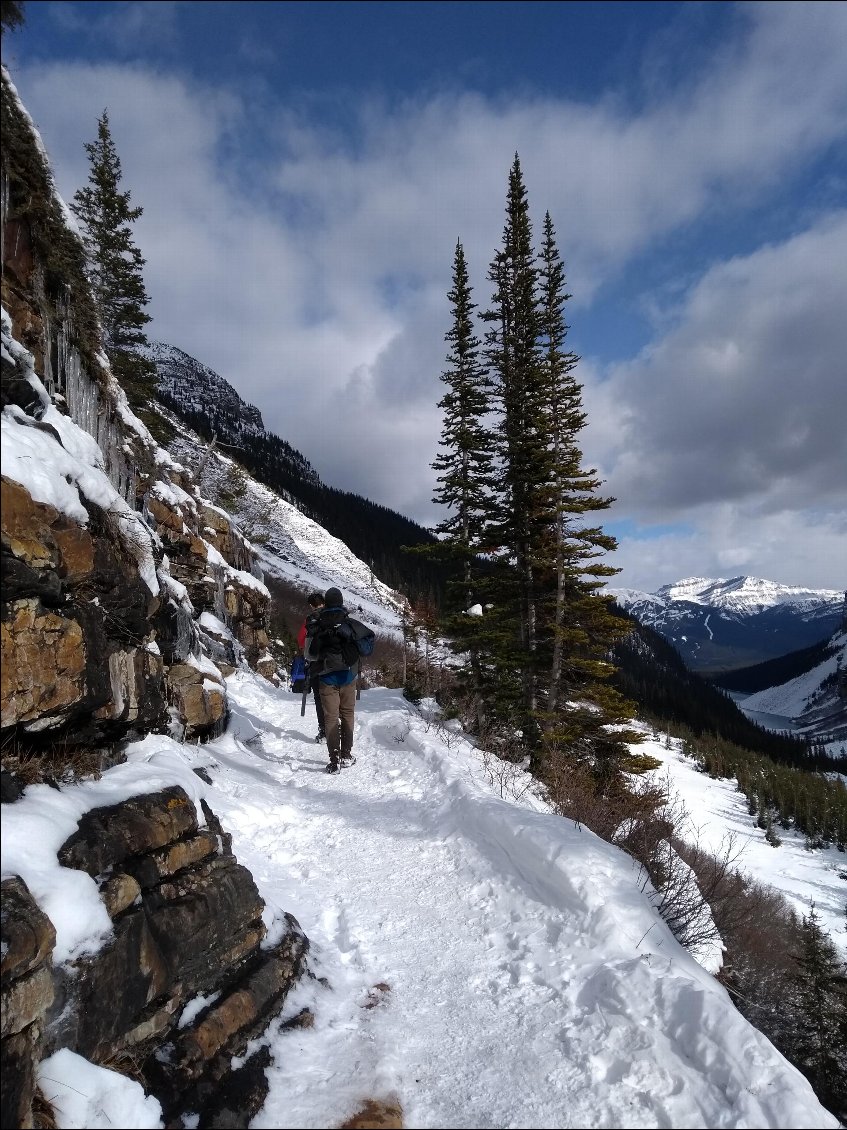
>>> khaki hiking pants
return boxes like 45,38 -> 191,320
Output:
319,680 -> 356,765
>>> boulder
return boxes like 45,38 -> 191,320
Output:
58,786 -> 199,876
1,876 -> 56,984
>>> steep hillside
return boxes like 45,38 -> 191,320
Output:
714,635 -> 837,694
147,341 -> 453,603
737,627 -> 847,756
148,341 -> 319,489
610,576 -> 843,672
1,68 -> 278,747
1,65 -> 314,1130
155,398 -> 407,639
607,606 -> 831,768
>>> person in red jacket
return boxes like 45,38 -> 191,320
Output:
297,592 -> 326,742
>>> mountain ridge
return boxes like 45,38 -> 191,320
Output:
609,575 -> 843,673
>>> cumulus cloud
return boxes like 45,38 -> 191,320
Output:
589,212 -> 847,517
9,1 -> 847,586
607,505 -> 847,594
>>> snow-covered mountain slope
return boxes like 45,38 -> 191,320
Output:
739,628 -> 847,755
144,342 -> 264,439
609,576 -> 843,673
146,341 -> 447,605
160,406 -> 407,637
640,726 -> 845,950
7,672 -> 840,1129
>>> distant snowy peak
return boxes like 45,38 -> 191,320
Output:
606,587 -> 664,609
656,575 -> 843,614
608,576 -> 844,673
615,575 -> 843,615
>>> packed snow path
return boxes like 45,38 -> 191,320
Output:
189,672 -> 833,1130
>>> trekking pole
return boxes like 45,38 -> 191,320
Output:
356,659 -> 362,701
301,664 -> 309,717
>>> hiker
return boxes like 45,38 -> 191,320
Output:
304,586 -> 360,774
297,592 -> 326,742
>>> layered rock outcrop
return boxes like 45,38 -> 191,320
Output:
1,472 -> 169,738
1,788 -> 310,1128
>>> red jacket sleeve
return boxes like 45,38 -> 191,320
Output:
297,619 -> 307,651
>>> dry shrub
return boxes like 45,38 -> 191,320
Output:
1,731 -> 114,788
543,758 -> 736,955
477,741 -> 534,801
262,573 -> 314,647
674,837 -> 755,941
99,1047 -> 148,1085
544,753 -> 669,847
716,877 -> 805,1006
546,746 -> 814,994
368,632 -> 406,689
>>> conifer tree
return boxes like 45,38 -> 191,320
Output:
784,907 -> 847,1118
427,156 -> 639,778
72,110 -> 155,406
536,211 -> 619,718
483,155 -> 555,736
431,241 -> 494,605
425,241 -> 498,724
1,1 -> 25,35
479,158 -> 637,772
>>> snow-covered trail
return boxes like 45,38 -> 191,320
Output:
190,672 -> 834,1130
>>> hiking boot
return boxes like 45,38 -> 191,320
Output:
325,762 -> 340,774
315,731 -> 325,743
340,755 -> 356,767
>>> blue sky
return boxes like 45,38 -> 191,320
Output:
4,1 -> 846,591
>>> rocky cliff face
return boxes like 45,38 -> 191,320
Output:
1,64 -> 308,1129
1,67 -> 278,747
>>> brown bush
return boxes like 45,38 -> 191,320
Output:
1,730 -> 115,787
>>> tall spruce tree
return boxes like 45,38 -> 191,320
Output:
482,154 -> 556,737
437,156 -> 637,779
535,211 -> 638,786
72,110 -> 155,406
431,240 -> 494,605
425,241 -> 498,725
426,157 -> 639,779
537,209 -> 584,717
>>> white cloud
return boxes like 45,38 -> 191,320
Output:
46,0 -> 180,52
9,0 -> 847,588
609,505 -> 847,594
589,213 -> 847,518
